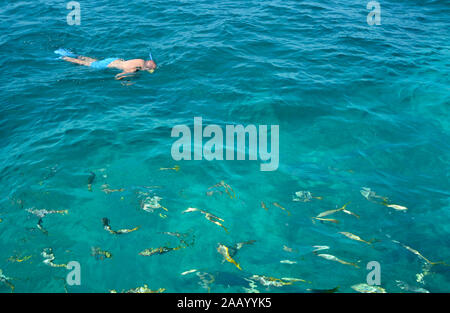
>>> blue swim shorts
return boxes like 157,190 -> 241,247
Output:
90,58 -> 119,69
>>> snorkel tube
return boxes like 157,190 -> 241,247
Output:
147,52 -> 155,73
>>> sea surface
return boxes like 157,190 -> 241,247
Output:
0,0 -> 449,293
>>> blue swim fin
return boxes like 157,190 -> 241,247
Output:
54,48 -> 77,59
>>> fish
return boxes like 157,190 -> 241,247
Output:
273,202 -> 291,216
342,208 -> 360,219
139,246 -> 182,256
87,171 -> 96,191
37,218 -> 49,235
316,254 -> 359,268
243,278 -> 260,293
351,283 -> 386,293
8,255 -> 32,263
111,285 -> 165,293
339,232 -> 372,245
396,280 -> 429,293
281,277 -> 310,283
27,208 -> 68,218
399,242 -> 448,266
360,187 -> 389,203
102,218 -> 140,235
261,201 -> 268,211
126,285 -> 165,293
41,248 -> 67,268
91,247 -> 112,260
163,231 -> 195,247
217,244 -> 242,270
102,187 -> 125,194
293,191 -> 323,202
280,260 -> 297,264
141,195 -> 167,213
384,204 -> 408,211
235,240 -> 256,251
316,202 -> 350,218
181,269 -> 198,276
307,286 -> 340,293
311,217 -> 340,224
293,191 -> 312,202
250,275 -> 293,287
312,245 -> 330,252
183,208 -> 228,232
0,269 -> 14,293
160,165 -> 180,171
208,181 -> 236,199
416,262 -> 432,284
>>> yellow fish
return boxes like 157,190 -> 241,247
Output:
183,208 -> 228,232
217,244 -> 241,270
339,232 -> 372,245
159,165 -> 180,171
316,202 -> 350,218
8,255 -> 32,263
312,217 -> 340,224
399,242 -> 448,266
273,202 -> 291,216
261,201 -> 268,211
342,208 -> 360,218
209,181 -> 236,199
317,253 -> 359,268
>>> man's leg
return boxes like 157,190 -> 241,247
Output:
62,56 -> 96,66
78,56 -> 97,63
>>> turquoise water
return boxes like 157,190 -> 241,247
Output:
0,0 -> 449,293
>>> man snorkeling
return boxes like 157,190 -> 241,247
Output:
54,48 -> 156,80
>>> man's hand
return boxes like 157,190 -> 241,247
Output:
115,71 -> 135,80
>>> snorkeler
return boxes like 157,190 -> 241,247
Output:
54,48 -> 157,80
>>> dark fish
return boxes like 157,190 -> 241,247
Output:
307,286 -> 340,293
37,218 -> 48,235
102,217 -> 110,227
88,171 -> 96,191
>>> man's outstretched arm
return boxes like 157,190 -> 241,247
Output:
115,70 -> 136,80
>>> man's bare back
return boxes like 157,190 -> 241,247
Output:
107,59 -> 157,79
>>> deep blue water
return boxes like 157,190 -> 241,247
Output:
0,0 -> 449,293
